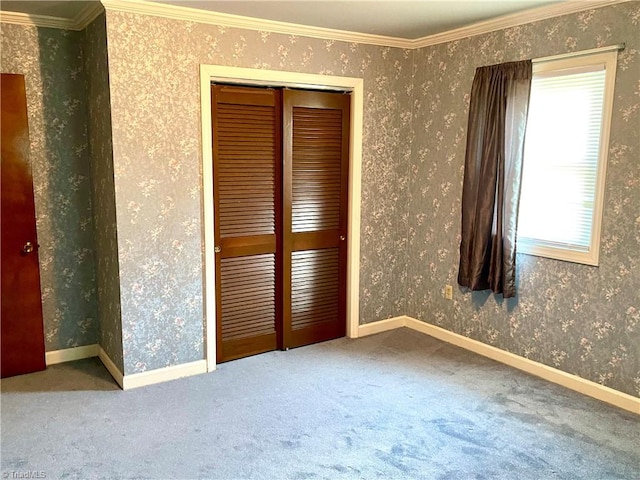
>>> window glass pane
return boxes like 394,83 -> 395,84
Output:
518,68 -> 605,251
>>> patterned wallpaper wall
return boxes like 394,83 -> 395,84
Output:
408,2 -> 640,396
103,4 -> 639,393
103,11 -> 414,374
83,13 -> 124,372
1,24 -> 99,351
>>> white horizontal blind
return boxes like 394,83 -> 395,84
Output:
518,65 -> 606,253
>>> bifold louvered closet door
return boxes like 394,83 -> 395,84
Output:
212,85 -> 349,363
213,85 -> 282,363
283,90 -> 349,348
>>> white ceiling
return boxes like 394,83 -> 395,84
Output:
0,0 -> 565,39
155,1 -> 561,39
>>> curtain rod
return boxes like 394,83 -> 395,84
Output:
533,43 -> 625,64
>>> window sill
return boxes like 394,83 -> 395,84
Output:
517,242 -> 599,267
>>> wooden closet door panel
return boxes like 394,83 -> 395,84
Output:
283,90 -> 349,349
213,85 -> 282,362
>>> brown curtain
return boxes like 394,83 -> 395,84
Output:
458,60 -> 532,298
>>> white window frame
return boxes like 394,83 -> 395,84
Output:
517,50 -> 618,266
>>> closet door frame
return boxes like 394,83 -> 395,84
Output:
200,66 -> 363,372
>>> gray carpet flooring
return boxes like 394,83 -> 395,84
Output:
1,328 -> 638,479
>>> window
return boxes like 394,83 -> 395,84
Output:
517,51 -> 617,266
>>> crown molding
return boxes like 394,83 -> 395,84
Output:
410,0 -> 629,48
100,0 -> 410,48
0,2 -> 103,31
0,10 -> 75,30
100,0 -> 634,49
0,0 -> 629,48
74,2 -> 105,30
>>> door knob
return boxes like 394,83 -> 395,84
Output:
214,246 -> 221,253
22,241 -> 34,254
339,235 -> 346,241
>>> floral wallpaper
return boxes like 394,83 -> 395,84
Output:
83,13 -> 124,372
407,2 -> 640,397
103,11 -> 414,374
102,3 -> 639,392
1,24 -> 99,351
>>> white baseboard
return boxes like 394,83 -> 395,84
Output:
45,318 -> 638,412
121,360 -> 208,390
45,344 -> 99,365
359,316 -> 639,415
97,346 -> 125,388
44,344 -> 126,390
59,345 -> 208,390
357,316 -> 407,337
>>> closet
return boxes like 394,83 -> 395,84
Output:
212,85 -> 350,362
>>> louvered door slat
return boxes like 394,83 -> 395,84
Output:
220,254 -> 276,340
213,85 -> 281,362
216,99 -> 276,239
291,107 -> 343,234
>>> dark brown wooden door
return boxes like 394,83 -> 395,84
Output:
212,85 -> 349,362
213,85 -> 282,362
1,73 -> 46,378
282,90 -> 349,349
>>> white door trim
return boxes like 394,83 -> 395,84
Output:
200,65 -> 363,372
